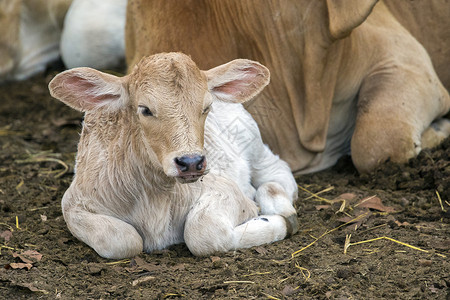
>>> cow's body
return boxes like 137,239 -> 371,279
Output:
60,0 -> 127,69
383,0 -> 450,90
49,53 -> 298,259
125,0 -> 450,174
0,0 -> 72,82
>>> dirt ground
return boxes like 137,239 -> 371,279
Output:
0,67 -> 449,300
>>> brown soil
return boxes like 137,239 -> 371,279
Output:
1,68 -> 449,299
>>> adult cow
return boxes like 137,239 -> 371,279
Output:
0,0 -> 72,82
126,0 -> 450,174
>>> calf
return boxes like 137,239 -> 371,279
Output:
49,52 -> 298,259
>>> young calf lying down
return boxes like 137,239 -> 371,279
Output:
49,52 -> 298,259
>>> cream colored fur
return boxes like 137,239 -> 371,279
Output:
48,52 -> 298,259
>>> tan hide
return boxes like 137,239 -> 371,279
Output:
384,0 -> 450,90
125,0 -> 450,174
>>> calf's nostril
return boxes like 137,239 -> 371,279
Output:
175,157 -> 189,172
196,156 -> 205,170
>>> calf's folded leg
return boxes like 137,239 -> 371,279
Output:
250,144 -> 299,233
64,208 -> 143,259
254,182 -> 298,234
251,143 -> 298,202
183,194 -> 291,256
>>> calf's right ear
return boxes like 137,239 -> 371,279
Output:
48,67 -> 127,112
205,59 -> 270,104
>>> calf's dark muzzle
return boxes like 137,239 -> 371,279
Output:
174,155 -> 207,183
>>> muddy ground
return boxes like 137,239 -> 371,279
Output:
0,67 -> 449,299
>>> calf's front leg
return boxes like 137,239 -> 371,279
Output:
63,206 -> 143,259
183,191 -> 293,256
254,182 -> 298,235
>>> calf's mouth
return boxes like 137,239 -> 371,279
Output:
175,172 -> 205,183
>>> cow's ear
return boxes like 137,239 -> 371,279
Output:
48,67 -> 128,112
205,59 -> 270,104
326,0 -> 378,39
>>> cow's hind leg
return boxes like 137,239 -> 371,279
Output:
421,118 -> 450,150
64,208 -> 143,259
352,110 -> 450,174
351,66 -> 450,173
351,111 -> 421,173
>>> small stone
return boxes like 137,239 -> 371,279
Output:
336,268 -> 353,279
418,259 -> 432,267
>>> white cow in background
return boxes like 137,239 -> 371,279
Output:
0,0 -> 72,82
0,0 -> 126,82
48,52 -> 298,259
60,0 -> 127,69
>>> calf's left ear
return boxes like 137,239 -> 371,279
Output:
205,59 -> 270,104
48,67 -> 128,112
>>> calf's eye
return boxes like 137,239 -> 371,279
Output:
138,105 -> 153,117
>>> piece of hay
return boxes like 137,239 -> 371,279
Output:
436,191 -> 447,212
344,235 -> 447,258
291,212 -> 370,258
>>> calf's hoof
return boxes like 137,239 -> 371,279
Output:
283,214 -> 299,237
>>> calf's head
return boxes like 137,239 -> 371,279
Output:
49,52 -> 270,183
